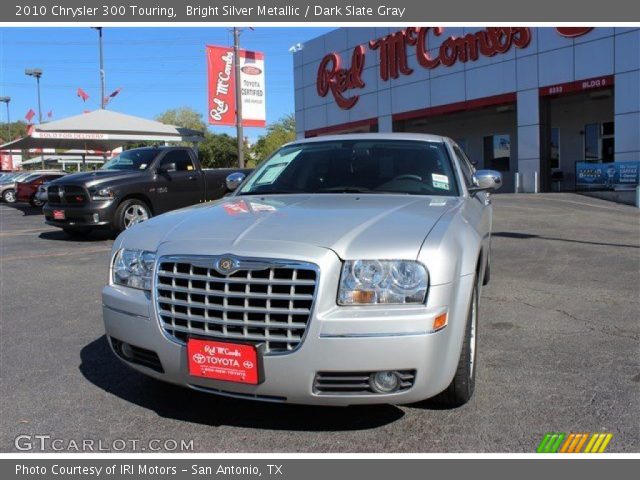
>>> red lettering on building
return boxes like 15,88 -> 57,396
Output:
316,45 -> 366,110
317,27 -> 532,109
555,27 -> 593,38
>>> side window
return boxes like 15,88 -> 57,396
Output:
160,150 -> 195,172
453,144 -> 475,187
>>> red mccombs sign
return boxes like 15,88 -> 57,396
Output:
206,45 -> 266,127
317,27 -> 593,109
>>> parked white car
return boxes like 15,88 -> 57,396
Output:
102,133 -> 502,406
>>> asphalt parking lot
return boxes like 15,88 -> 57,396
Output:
0,193 -> 638,453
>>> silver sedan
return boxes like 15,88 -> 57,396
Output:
102,133 -> 502,407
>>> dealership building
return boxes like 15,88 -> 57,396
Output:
293,27 -> 640,192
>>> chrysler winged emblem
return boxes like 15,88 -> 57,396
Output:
216,256 -> 237,276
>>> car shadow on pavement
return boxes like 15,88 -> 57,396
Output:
4,203 -> 43,216
79,336 -> 405,431
39,230 -> 116,242
493,231 -> 640,249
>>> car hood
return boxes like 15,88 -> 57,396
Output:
128,194 -> 460,260
49,169 -> 142,187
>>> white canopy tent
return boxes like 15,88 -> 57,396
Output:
0,109 -> 204,155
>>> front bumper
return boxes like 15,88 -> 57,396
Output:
102,268 -> 475,406
43,200 -> 117,229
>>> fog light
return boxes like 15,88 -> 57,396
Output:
120,342 -> 134,360
370,371 -> 400,393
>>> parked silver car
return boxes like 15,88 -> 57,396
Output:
102,133 -> 502,406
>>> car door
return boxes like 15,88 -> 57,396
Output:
153,150 -> 205,213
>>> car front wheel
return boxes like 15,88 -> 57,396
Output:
432,275 -> 478,407
114,199 -> 152,232
2,189 -> 16,203
30,195 -> 44,207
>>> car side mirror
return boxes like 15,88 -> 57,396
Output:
469,170 -> 503,194
157,162 -> 177,174
226,172 -> 246,191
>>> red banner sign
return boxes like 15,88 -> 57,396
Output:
0,153 -> 13,171
187,338 -> 260,384
207,45 -> 266,127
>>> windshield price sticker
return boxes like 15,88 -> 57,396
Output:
432,173 -> 450,190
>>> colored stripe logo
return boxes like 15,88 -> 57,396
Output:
537,433 -> 612,453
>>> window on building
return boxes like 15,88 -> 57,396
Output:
483,134 -> 511,171
550,128 -> 560,169
584,122 -> 615,162
584,123 -> 600,161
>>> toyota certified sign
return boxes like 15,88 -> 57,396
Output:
207,45 -> 266,127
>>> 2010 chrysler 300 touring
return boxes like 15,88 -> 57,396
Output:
102,133 -> 502,407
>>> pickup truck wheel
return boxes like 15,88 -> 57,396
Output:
2,189 -> 16,203
30,195 -> 44,208
63,227 -> 92,237
115,199 -> 151,232
432,276 -> 478,408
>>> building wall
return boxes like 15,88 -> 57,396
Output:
294,27 -> 640,193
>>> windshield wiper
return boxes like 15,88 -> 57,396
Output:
237,190 -> 305,196
314,187 -> 371,193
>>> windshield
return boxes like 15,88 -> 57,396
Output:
20,173 -> 42,183
0,173 -> 17,183
238,139 -> 459,196
101,148 -> 160,171
5,172 -> 30,183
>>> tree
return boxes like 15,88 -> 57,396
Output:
0,121 -> 30,143
252,114 -> 296,163
199,133 -> 239,168
155,107 -> 206,131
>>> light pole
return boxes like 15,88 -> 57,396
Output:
25,68 -> 43,124
92,27 -> 106,109
233,27 -> 245,168
25,68 -> 44,168
0,96 -> 10,141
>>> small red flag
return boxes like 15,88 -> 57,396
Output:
109,87 -> 122,98
47,110 -> 53,118
25,109 -> 36,122
77,88 -> 90,102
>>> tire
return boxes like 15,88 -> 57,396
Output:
432,275 -> 479,407
30,195 -> 44,208
114,199 -> 152,232
2,189 -> 16,203
63,227 -> 92,238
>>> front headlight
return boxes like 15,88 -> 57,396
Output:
338,260 -> 428,305
90,187 -> 115,201
112,249 -> 156,290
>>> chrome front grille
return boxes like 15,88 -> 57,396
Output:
155,256 -> 319,354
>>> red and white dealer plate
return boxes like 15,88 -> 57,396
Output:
187,338 -> 260,385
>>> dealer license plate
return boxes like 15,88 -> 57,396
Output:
187,338 -> 261,385
53,210 -> 65,220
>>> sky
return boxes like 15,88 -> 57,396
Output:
0,27 -> 333,140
